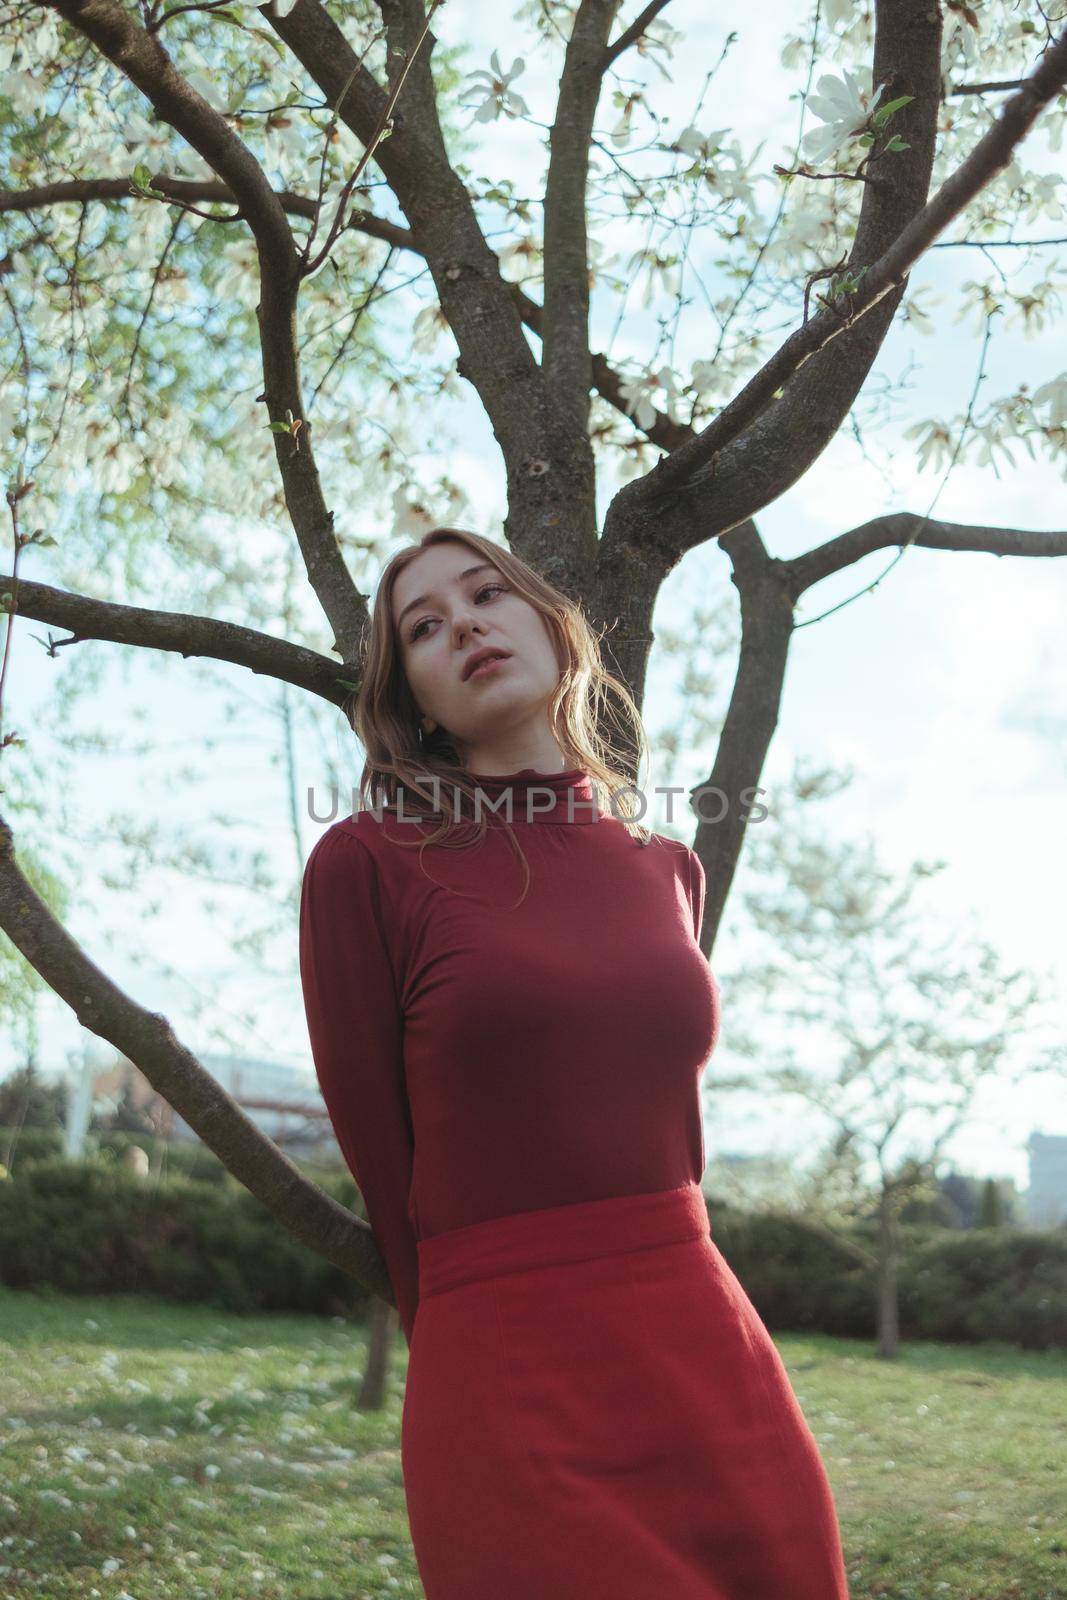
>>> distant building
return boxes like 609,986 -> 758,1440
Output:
88,1050 -> 334,1153
1026,1132 -> 1067,1227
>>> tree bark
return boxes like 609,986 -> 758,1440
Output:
876,1193 -> 901,1360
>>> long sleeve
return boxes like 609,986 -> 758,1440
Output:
686,846 -> 721,1057
298,825 -> 420,1347
685,847 -> 706,945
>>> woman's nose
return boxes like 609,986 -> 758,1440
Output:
453,613 -> 485,643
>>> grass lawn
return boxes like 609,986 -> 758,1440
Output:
0,1286 -> 1063,1599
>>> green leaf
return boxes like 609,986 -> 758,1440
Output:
267,421 -> 293,434
336,678 -> 361,692
883,135 -> 911,153
131,164 -> 153,189
871,93 -> 913,130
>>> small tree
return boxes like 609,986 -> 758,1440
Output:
720,768 -> 1065,1357
0,1059 -> 67,1129
977,1174 -> 1004,1228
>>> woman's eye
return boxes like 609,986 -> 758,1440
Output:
410,584 -> 507,641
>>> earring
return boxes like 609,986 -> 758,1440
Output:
418,715 -> 437,744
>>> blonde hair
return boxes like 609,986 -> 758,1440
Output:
347,526 -> 654,902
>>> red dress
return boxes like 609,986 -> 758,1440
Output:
299,767 -> 850,1599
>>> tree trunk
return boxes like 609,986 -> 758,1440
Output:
876,1196 -> 901,1359
358,1293 -> 398,1410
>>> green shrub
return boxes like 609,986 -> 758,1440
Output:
898,1228 -> 1067,1349
709,1205 -> 875,1337
1,1156 -> 1063,1347
706,1201 -> 1066,1349
0,1155 -> 372,1321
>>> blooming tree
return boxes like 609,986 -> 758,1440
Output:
0,0 -> 1066,1311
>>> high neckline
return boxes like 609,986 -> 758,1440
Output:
461,766 -> 600,825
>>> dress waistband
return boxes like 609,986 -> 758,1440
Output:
416,1181 -> 711,1298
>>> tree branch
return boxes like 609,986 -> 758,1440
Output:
689,521 -> 793,962
0,575 -> 361,706
265,0 -> 577,540
947,78 -> 1027,96
602,0 -> 673,70
0,813 -> 397,1312
687,504 -> 1067,957
783,513 -> 1067,599
542,0 -> 621,433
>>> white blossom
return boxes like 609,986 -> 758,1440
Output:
411,301 -> 452,353
689,359 -> 719,398
900,289 -> 938,336
1033,374 -> 1067,428
392,485 -> 440,540
802,69 -> 885,164
1021,172 -> 1064,223
903,419 -> 953,473
610,93 -> 643,149
460,51 -> 529,123
618,365 -> 683,429
631,20 -> 683,83
675,126 -> 730,164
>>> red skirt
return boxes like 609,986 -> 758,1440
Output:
401,1181 -> 850,1599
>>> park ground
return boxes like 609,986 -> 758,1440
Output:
0,1287 -> 1063,1599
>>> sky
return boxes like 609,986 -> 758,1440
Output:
2,0 -> 1065,1197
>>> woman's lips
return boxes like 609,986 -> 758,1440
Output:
468,655 -> 510,681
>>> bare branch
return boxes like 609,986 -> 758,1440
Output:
120,208 -> 184,419
930,233 -> 1067,249
685,503 -> 1067,959
602,0 -> 673,70
691,519 -> 793,962
0,813 -> 397,1312
300,3 -> 443,280
947,78 -> 1028,96
783,513 -> 1067,600
0,173 -> 416,250
0,575 -> 361,706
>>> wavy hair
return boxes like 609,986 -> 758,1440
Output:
347,526 -> 654,901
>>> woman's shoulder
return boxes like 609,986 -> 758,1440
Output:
301,815 -> 376,892
307,812 -> 415,876
304,807 -> 441,895
622,825 -> 693,862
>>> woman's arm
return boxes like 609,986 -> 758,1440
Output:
685,846 -> 706,945
299,825 -> 421,1346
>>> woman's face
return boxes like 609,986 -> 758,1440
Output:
390,542 -> 563,762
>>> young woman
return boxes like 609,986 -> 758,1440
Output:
299,526 -> 850,1599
